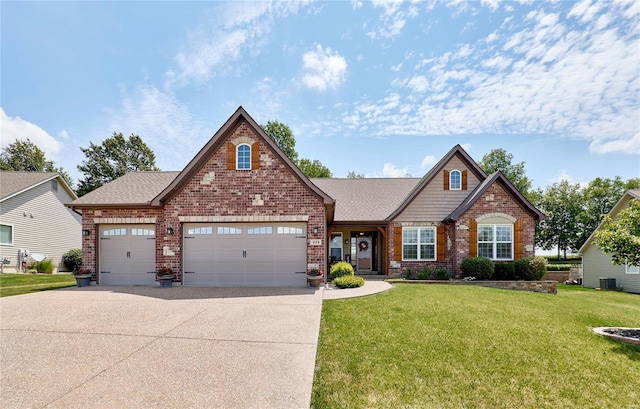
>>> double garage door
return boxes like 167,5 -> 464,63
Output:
183,223 -> 307,286
98,223 -> 307,286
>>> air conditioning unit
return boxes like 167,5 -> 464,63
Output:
599,278 -> 616,290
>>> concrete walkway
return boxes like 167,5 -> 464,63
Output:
0,279 -> 391,408
322,276 -> 393,300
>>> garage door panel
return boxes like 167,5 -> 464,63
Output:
183,222 -> 308,286
99,225 -> 156,286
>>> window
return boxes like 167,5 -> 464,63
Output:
187,226 -> 213,235
277,226 -> 303,235
626,263 -> 639,275
131,228 -> 155,236
478,224 -> 513,260
402,227 -> 436,261
51,180 -> 58,192
103,228 -> 126,236
0,224 -> 13,245
218,227 -> 242,235
248,226 -> 272,235
330,233 -> 343,262
236,144 -> 251,170
450,170 -> 461,190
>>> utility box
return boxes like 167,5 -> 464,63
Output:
599,278 -> 616,290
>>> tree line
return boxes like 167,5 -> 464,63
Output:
1,124 -> 637,262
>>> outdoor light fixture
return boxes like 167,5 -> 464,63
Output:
83,229 -> 91,236
313,227 -> 319,234
166,227 -> 174,235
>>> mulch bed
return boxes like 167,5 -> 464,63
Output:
602,328 -> 640,340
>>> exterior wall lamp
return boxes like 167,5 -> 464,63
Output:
313,227 -> 319,234
83,229 -> 91,236
166,227 -> 174,235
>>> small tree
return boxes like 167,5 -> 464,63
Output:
594,200 -> 640,267
0,138 -> 73,187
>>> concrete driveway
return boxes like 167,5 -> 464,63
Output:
0,286 -> 323,409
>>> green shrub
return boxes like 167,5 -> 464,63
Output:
404,268 -> 414,280
515,256 -> 548,280
333,275 -> 365,288
493,262 -> 515,280
460,257 -> 494,280
62,249 -> 82,272
434,268 -> 450,280
32,259 -> 55,274
330,261 -> 354,281
416,265 -> 433,280
546,264 -> 573,271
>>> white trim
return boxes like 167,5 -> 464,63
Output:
0,224 -> 14,246
236,143 -> 251,170
402,226 -> 436,261
450,169 -> 462,190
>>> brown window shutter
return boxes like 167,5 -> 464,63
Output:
437,225 -> 445,261
468,218 -> 477,257
227,142 -> 236,170
462,170 -> 468,190
443,170 -> 450,190
514,218 -> 524,259
251,142 -> 260,170
394,226 -> 402,262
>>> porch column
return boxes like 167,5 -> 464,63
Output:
377,226 -> 388,275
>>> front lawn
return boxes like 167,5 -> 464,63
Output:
312,284 -> 640,409
0,273 -> 77,297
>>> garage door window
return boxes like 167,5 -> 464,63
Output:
188,226 -> 213,235
248,226 -> 273,234
103,228 -> 126,236
218,227 -> 242,235
131,228 -> 154,236
277,226 -> 303,235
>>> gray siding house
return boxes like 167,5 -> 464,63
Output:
578,189 -> 640,294
0,171 -> 81,273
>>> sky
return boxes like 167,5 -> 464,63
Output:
2,0 -> 639,190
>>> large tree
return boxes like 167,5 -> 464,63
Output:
535,180 -> 583,258
76,132 -> 159,196
479,148 -> 532,198
579,177 -> 640,250
297,158 -> 332,178
0,138 -> 73,187
594,199 -> 640,267
261,121 -> 299,164
260,120 -> 332,178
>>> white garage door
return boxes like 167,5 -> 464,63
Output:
183,223 -> 307,286
99,225 -> 156,285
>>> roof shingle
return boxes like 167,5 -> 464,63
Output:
71,172 -> 180,206
0,171 -> 60,201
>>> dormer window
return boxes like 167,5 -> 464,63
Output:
450,170 -> 461,190
236,144 -> 251,170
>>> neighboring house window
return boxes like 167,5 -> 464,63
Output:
478,224 -> 513,260
450,170 -> 461,190
626,263 -> 640,275
0,224 -> 13,246
330,233 -> 343,262
236,144 -> 251,170
402,227 -> 436,261
51,180 -> 58,191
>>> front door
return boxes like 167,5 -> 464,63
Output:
356,236 -> 372,271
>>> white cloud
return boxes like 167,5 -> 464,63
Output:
590,133 -> 640,155
301,45 -> 348,92
420,155 -> 437,168
0,108 -> 61,159
391,62 -> 403,71
381,162 -> 409,177
366,0 -> 422,40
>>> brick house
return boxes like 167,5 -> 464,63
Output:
68,106 -> 544,286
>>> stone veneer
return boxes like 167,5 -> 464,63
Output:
392,280 -> 558,295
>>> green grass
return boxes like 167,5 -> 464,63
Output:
0,273 -> 77,297
312,283 -> 640,409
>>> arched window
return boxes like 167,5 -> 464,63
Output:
236,144 -> 251,170
450,170 -> 462,190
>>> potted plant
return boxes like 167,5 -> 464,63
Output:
156,267 -> 175,288
307,268 -> 324,288
74,268 -> 92,287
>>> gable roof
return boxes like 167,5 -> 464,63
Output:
578,189 -> 640,254
151,106 -> 334,207
0,171 -> 77,202
311,178 -> 420,223
444,171 -> 546,221
69,172 -> 180,207
386,144 -> 487,221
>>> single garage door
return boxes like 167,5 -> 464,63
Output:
99,225 -> 156,285
183,223 -> 307,286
